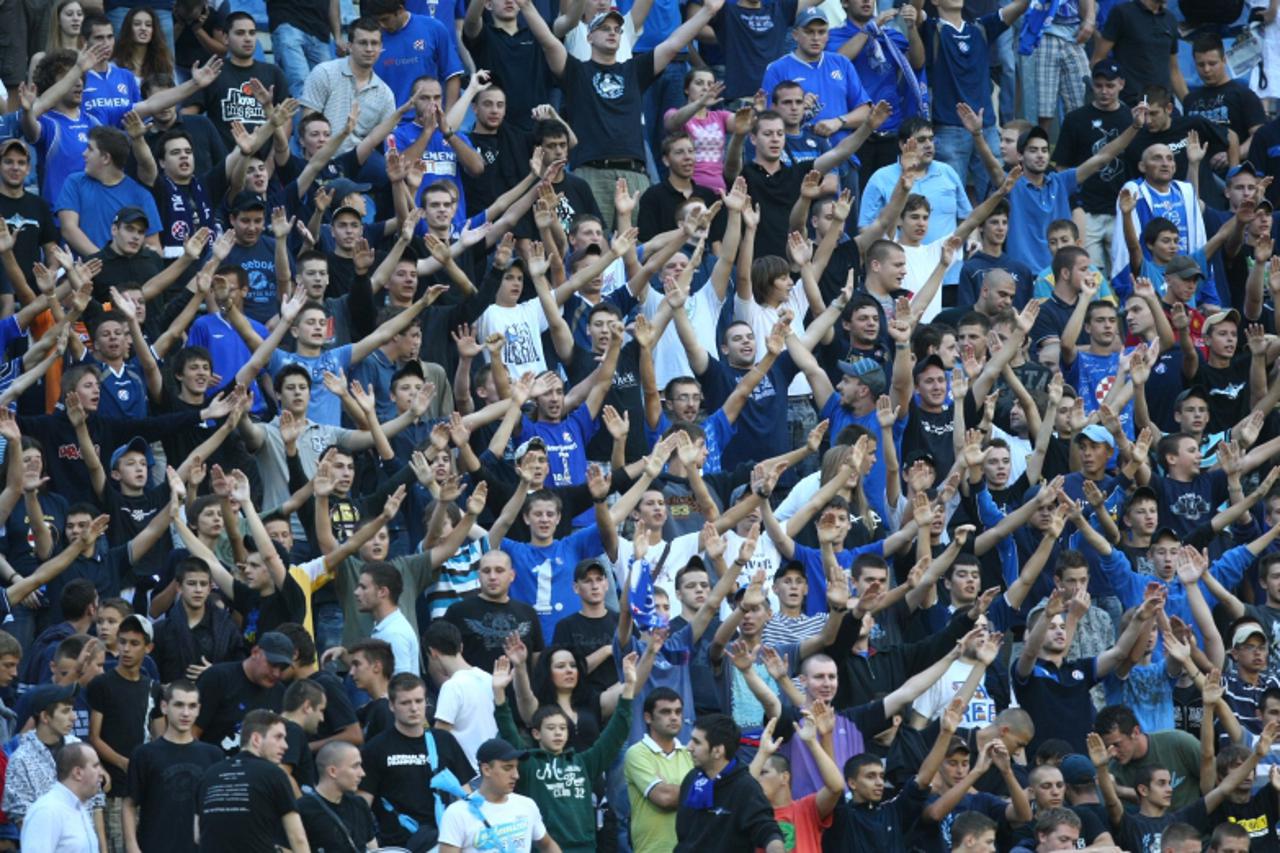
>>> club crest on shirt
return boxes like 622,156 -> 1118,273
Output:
593,72 -> 626,100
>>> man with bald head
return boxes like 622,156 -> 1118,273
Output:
1124,84 -> 1228,207
297,741 -> 377,851
936,270 -> 1018,327
1112,140 -> 1208,285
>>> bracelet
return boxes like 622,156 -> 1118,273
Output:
592,496 -> 607,505
895,342 -> 909,350
733,559 -> 748,567
443,131 -> 455,140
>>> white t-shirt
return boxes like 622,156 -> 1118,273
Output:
438,792 -> 547,852
911,658 -> 998,726
642,280 -> 727,388
434,668 -> 498,766
735,290 -> 812,396
564,12 -> 641,61
992,424 -> 1031,485
901,238 -> 946,322
723,528 -> 784,613
372,608 -> 421,675
477,299 -> 550,378
611,531 -> 702,619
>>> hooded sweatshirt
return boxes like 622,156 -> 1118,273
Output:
494,696 -> 633,853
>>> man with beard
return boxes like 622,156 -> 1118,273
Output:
1004,103 -> 1147,273
194,632 -> 294,754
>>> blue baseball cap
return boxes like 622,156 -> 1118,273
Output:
837,357 -> 887,395
109,436 -> 155,472
793,7 -> 829,28
1077,424 -> 1115,449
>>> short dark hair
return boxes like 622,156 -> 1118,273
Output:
951,811 -> 997,844
422,620 -> 463,656
1094,705 -> 1140,736
163,678 -> 199,702
534,118 -> 571,146
89,126 -> 131,168
276,623 -> 316,666
532,704 -> 571,730
158,129 -> 194,158
523,489 -> 563,515
1034,807 -> 1081,838
1161,823 -> 1202,849
843,753 -> 883,780
1141,217 -> 1179,248
348,16 -> 382,39
283,678 -> 326,713
1211,821 -> 1252,850
350,639 -> 395,677
1132,763 -> 1169,796
175,556 -> 212,582
55,742 -> 96,781
693,713 -> 741,760
361,562 -> 404,602
751,109 -> 785,133
643,686 -> 682,715
1052,246 -> 1090,280
388,672 -> 427,703
61,579 -> 98,620
172,346 -> 213,377
225,11 -> 257,30
274,363 -> 312,393
897,116 -> 931,144
241,709 -> 286,743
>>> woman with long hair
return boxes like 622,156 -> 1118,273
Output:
114,7 -> 174,84
28,0 -> 86,83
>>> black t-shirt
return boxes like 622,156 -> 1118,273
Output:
1184,80 -> 1267,145
636,179 -> 721,242
86,669 -> 162,794
567,340 -> 646,462
1099,1 -> 1180,101
552,611 -> 621,696
464,123 -> 530,218
197,752 -> 298,853
444,595 -> 545,674
309,670 -> 359,742
195,662 -> 287,754
904,401 -> 956,475
282,719 -> 318,789
0,191 -> 56,296
1125,116 -> 1229,207
559,53 -> 657,167
99,481 -> 171,580
742,161 -> 809,260
514,173 -> 602,240
193,61 -> 291,150
1210,789 -> 1280,853
296,790 -> 378,853
1054,102 -> 1133,214
231,576 -> 307,646
358,696 -> 394,741
175,7 -> 227,71
1115,799 -> 1209,853
1193,350 -> 1252,433
463,20 -> 555,134
127,736 -> 225,853
90,245 -> 166,302
359,727 -> 475,846
267,0 -> 331,39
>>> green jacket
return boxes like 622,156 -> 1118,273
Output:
495,697 -> 634,852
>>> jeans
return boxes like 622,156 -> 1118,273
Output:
313,600 -> 345,655
994,27 -> 1016,124
108,7 -> 176,58
272,23 -> 335,99
933,123 -> 1002,198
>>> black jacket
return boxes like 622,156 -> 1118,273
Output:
673,761 -> 782,853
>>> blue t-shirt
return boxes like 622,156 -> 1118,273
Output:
713,0 -> 801,99
827,21 -> 921,134
81,63 -> 141,128
374,14 -> 464,105
818,395 -> 907,528
921,13 -> 1007,128
225,237 -> 292,324
649,409 -> 736,474
94,358 -> 150,420
697,354 -> 799,470
519,404 -> 600,487
187,313 -> 271,414
1103,660 -> 1176,734
268,344 -> 355,426
1006,169 -> 1079,272
504,527 -> 607,638
1066,348 -> 1134,441
761,52 -> 870,128
34,111 -> 100,204
395,121 -> 471,233
793,541 -> 884,614
405,0 -> 466,25
623,0 -> 684,52
54,173 -> 162,250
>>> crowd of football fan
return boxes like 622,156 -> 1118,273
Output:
2,0 -> 1280,850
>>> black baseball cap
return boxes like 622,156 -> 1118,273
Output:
229,191 -> 266,214
1017,126 -> 1051,154
113,206 -> 150,227
1091,60 -> 1122,80
476,737 -> 523,764
574,558 -> 608,582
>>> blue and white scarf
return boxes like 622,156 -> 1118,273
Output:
684,758 -> 738,810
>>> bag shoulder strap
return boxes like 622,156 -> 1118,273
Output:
304,788 -> 361,853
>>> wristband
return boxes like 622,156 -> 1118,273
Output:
592,496 -> 607,505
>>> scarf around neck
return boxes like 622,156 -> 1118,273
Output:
685,757 -> 737,810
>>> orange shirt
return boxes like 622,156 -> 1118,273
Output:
765,793 -> 832,853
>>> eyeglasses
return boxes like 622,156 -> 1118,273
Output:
671,394 -> 703,404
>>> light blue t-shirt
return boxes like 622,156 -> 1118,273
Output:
1006,169 -> 1079,272
53,172 -> 162,249
503,526 -> 606,638
268,344 -> 355,426
860,161 -> 971,284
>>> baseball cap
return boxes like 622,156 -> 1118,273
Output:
774,560 -> 806,580
1017,126 -> 1051,154
1232,623 -> 1267,647
1174,385 -> 1210,407
1163,255 -> 1204,281
477,737 -> 524,764
1077,423 -> 1116,449
0,138 -> 29,159
320,177 -> 372,204
113,206 -> 150,227
574,558 -> 608,582
1060,754 -> 1097,785
28,684 -> 77,717
588,7 -> 625,31
566,243 -> 603,269
794,6 -> 829,27
109,436 -> 155,471
120,614 -> 154,643
1151,526 -> 1180,544
514,436 -> 548,462
391,360 -> 425,388
1226,163 -> 1262,181
1091,60 -> 1122,79
1203,308 -> 1242,333
256,631 -> 296,667
229,191 -> 266,214
837,357 -> 887,395
1123,485 -> 1158,513
904,448 -> 937,469
912,353 -> 947,377
945,735 -> 971,756
330,204 -> 364,223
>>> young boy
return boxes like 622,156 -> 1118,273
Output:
1033,219 -> 1113,302
150,557 -> 246,683
957,200 -> 1036,307
86,614 -> 162,850
490,650 -> 639,853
